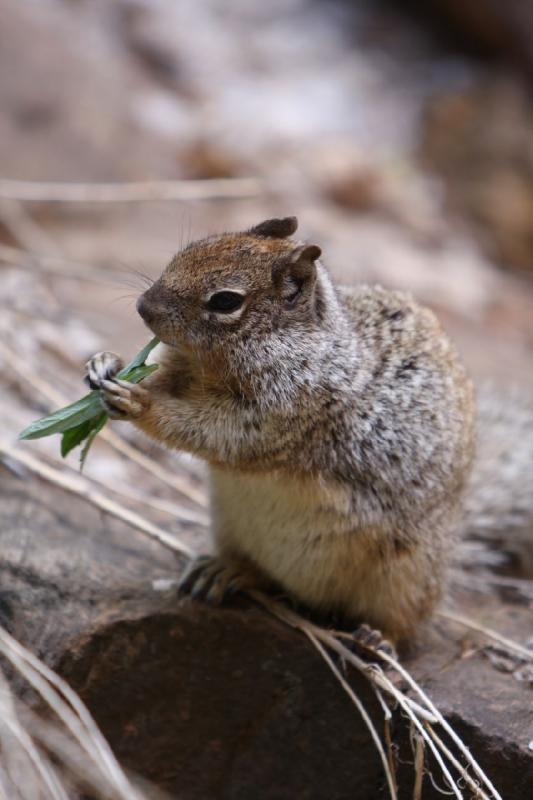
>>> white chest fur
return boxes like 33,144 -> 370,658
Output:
209,467 -> 367,609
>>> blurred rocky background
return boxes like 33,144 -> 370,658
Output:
1,1 -> 532,798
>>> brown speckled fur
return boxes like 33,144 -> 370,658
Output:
90,217 -> 476,643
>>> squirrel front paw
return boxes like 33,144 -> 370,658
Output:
99,378 -> 151,419
178,555 -> 262,606
84,351 -> 123,389
84,351 -> 151,420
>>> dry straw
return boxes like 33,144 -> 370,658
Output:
0,177 -> 262,204
0,626 -> 153,800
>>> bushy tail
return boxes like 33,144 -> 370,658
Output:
457,385 -> 533,577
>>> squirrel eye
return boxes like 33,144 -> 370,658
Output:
207,291 -> 244,313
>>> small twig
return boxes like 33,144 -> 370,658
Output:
31,447 -> 208,528
0,443 -> 194,559
425,724 -> 489,800
376,689 -> 398,798
0,177 -> 263,204
103,477 -> 209,527
0,675 -> 69,800
250,593 -> 507,800
387,686 -> 463,798
412,729 -> 425,800
376,649 -> 503,800
0,715 -> 67,800
251,594 -> 438,722
0,199 -> 60,254
305,630 -> 398,800
0,626 -> 145,800
0,243 -> 113,284
438,610 -> 533,662
101,428 -> 207,507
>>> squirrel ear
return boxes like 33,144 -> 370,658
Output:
249,217 -> 298,239
272,243 -> 321,302
290,244 -> 321,270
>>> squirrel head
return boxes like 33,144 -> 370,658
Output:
137,217 -> 324,354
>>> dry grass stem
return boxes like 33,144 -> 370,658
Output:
375,691 -> 397,797
0,244 -> 114,284
0,442 -> 194,558
438,610 -> 533,662
370,671 -> 464,799
35,449 -> 208,527
0,625 -> 145,800
0,177 -> 263,204
0,199 -> 60,255
0,674 -> 69,800
425,725 -> 489,800
251,593 -> 505,800
261,603 -> 438,724
23,709 -> 156,800
412,730 -> 425,800
305,630 -> 398,800
0,774 -> 10,800
101,429 -> 207,507
376,650 -> 502,800
0,341 -> 67,407
104,477 -> 209,526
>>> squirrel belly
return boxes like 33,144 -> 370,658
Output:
210,467 -> 447,641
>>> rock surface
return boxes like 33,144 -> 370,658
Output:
1,463 -> 532,799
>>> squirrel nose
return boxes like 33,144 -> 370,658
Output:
136,295 -> 154,324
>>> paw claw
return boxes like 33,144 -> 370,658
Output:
84,351 -> 123,390
350,624 -> 397,662
179,556 -> 259,606
178,556 -> 212,596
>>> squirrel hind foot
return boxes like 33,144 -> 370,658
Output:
347,624 -> 398,664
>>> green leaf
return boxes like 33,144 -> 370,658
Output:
79,414 -> 108,471
18,336 -> 160,469
119,362 -> 159,384
19,392 -> 103,440
60,417 -> 100,457
118,336 -> 160,374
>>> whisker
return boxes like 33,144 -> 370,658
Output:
107,294 -> 138,306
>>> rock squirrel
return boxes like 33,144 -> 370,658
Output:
85,217 -> 531,643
